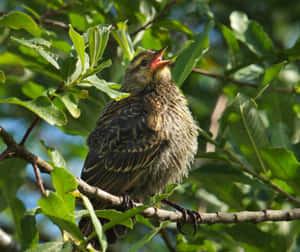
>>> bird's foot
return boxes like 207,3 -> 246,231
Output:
120,193 -> 134,211
162,199 -> 200,235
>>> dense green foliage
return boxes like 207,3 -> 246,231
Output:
0,0 -> 300,251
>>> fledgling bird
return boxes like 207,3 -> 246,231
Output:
80,48 -> 198,244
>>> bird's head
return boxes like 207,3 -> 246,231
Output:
122,48 -> 172,94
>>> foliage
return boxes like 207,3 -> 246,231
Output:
0,0 -> 300,251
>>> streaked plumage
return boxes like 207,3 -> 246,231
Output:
80,48 -> 198,244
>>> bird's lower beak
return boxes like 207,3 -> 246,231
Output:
151,47 -> 171,69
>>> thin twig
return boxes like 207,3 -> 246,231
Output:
131,0 -> 177,36
20,117 -> 40,145
32,162 -> 46,195
160,229 -> 177,252
224,146 -> 300,206
192,68 -> 294,93
40,3 -> 72,19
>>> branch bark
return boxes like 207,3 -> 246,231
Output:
1,124 -> 300,228
0,228 -> 20,252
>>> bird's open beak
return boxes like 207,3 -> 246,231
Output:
151,47 -> 171,69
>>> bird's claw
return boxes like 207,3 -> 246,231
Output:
120,193 -> 134,210
161,199 -> 200,235
177,208 -> 200,235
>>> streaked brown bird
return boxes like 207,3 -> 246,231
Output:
80,48 -> 198,245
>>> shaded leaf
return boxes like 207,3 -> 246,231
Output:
0,70 -> 5,83
128,221 -> 169,252
230,11 -> 274,56
0,96 -> 67,126
262,62 -> 285,86
0,11 -> 42,37
172,21 -> 213,86
221,25 -> 240,67
261,147 -> 300,180
220,93 -> 269,173
21,210 -> 39,250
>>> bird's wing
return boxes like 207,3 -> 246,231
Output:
81,95 -> 165,195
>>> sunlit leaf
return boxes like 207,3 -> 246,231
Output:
38,191 -> 83,240
82,75 -> 129,100
58,92 -> 81,118
69,25 -> 85,72
11,37 -> 60,69
0,11 -> 42,37
81,194 -> 108,251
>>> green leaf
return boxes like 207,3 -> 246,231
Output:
81,194 -> 108,251
0,11 -> 42,37
262,62 -> 285,86
22,82 -> 45,99
221,25 -> 240,67
230,11 -> 274,56
0,96 -> 67,126
69,25 -> 85,72
24,241 -> 72,252
0,70 -> 5,83
85,59 -> 112,77
128,221 -> 169,252
82,75 -> 130,100
69,12 -> 87,31
112,22 -> 135,60
74,209 -> 134,229
51,167 -> 77,213
38,191 -> 83,240
156,20 -> 193,37
220,94 -> 269,173
88,25 -> 111,67
172,21 -> 213,86
52,167 -> 77,195
58,92 -> 81,118
21,210 -> 39,250
41,141 -> 67,169
11,37 -> 60,69
261,147 -> 300,180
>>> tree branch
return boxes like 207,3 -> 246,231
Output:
192,68 -> 294,94
131,0 -> 177,36
1,124 -> 300,227
0,228 -> 20,252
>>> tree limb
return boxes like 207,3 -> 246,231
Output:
0,228 -> 20,252
1,124 -> 300,227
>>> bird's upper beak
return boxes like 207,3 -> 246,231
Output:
150,47 -> 171,69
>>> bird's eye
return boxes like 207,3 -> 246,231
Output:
140,60 -> 148,67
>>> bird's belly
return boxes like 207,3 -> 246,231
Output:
131,111 -> 198,201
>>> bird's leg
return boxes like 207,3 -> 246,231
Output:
161,199 -> 200,235
119,193 -> 136,224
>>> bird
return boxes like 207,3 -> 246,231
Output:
79,47 -> 198,246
